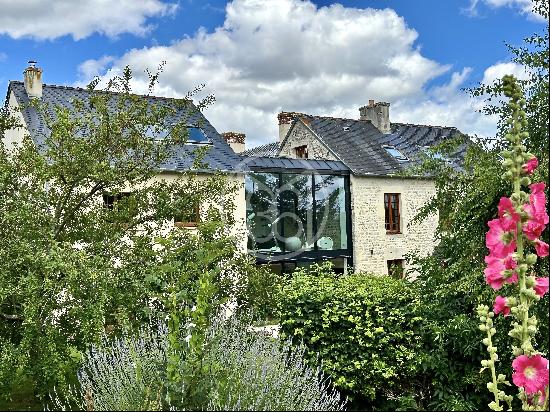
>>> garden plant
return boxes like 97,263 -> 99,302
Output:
477,75 -> 548,411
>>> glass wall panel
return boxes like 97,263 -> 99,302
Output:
314,175 -> 347,250
246,171 -> 349,257
279,173 -> 314,252
245,173 -> 280,253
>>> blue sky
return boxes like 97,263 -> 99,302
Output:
0,0 -> 545,147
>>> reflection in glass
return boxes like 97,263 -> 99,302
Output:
246,172 -> 349,255
314,175 -> 347,250
246,173 -> 279,252
279,174 -> 314,252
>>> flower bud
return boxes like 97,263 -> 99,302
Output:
525,253 -> 537,265
526,276 -> 536,288
481,359 -> 489,367
520,177 -> 531,186
512,346 -> 523,356
483,338 -> 490,346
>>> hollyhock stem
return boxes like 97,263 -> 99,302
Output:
479,75 -> 549,410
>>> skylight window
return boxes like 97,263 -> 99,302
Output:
383,145 -> 408,162
186,126 -> 210,144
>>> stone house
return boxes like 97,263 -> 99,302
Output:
3,63 -> 467,277
241,103 -> 467,276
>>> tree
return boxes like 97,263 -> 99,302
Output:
0,67 -> 258,401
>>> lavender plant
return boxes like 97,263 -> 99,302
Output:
51,313 -> 346,411
203,314 -> 347,411
50,322 -> 169,411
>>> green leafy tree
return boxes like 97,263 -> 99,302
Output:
0,67 -> 263,403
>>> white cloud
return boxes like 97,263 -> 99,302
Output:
77,55 -> 115,85
481,61 -> 529,85
465,0 -> 544,21
0,0 -> 177,40
82,0 -> 504,148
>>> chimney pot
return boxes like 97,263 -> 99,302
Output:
277,111 -> 304,142
24,61 -> 43,99
222,131 -> 246,153
359,101 -> 391,133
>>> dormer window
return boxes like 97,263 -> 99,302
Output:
295,145 -> 308,159
383,145 -> 408,162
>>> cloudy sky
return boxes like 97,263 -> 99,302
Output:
0,0 -> 544,148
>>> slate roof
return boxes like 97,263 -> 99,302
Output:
277,114 -> 467,176
241,141 -> 280,157
6,81 -> 243,172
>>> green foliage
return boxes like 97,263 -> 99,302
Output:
0,66 -> 261,404
278,263 -> 425,409
400,2 -> 549,409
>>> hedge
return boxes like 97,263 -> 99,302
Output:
278,265 -> 426,408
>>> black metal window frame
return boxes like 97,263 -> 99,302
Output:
246,169 -> 353,265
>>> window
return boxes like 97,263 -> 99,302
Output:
102,192 -> 132,210
387,259 -> 404,278
245,172 -> 350,255
186,126 -> 210,144
384,193 -> 401,233
314,175 -> 347,250
102,192 -> 136,223
383,145 -> 408,162
295,145 -> 308,159
174,204 -> 200,228
421,146 -> 452,163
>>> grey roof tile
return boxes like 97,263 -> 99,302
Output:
7,81 -> 244,172
241,141 -> 280,157
278,114 -> 467,176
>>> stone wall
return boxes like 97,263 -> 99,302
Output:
279,120 -> 337,160
2,91 -> 27,151
350,175 -> 438,276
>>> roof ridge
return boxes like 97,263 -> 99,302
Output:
9,80 -> 191,102
393,121 -> 458,130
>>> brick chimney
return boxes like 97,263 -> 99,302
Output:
359,100 -> 390,133
23,60 -> 43,99
221,132 -> 246,153
277,111 -> 303,142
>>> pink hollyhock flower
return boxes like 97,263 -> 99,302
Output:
498,197 -> 521,231
493,296 -> 510,316
522,157 -> 539,174
512,355 -> 549,395
534,277 -> 549,297
524,183 -> 549,225
523,221 -> 546,241
534,239 -> 549,257
486,219 -> 517,258
484,255 -> 518,289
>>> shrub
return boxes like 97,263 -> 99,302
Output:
51,312 -> 346,411
203,313 -> 346,411
278,263 -> 425,409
